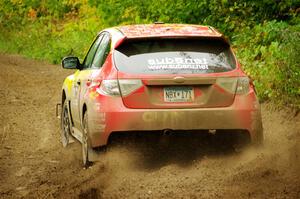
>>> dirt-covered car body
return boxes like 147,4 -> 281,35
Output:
61,24 -> 263,162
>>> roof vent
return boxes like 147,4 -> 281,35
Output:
154,22 -> 164,24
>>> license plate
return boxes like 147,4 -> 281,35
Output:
164,87 -> 194,102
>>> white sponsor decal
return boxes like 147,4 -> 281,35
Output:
147,57 -> 208,70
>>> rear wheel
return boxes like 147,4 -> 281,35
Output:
82,111 -> 92,168
61,100 -> 70,147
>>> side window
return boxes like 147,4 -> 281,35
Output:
91,33 -> 111,69
82,35 -> 103,69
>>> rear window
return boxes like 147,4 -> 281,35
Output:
114,38 -> 236,74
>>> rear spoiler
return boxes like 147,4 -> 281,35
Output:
115,35 -> 231,49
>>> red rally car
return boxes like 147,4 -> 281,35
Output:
60,23 -> 263,166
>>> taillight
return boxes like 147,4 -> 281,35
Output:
236,77 -> 250,94
216,77 -> 250,94
97,80 -> 120,96
96,79 -> 143,96
119,79 -> 143,96
216,78 -> 238,93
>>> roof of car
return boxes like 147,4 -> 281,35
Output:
115,24 -> 223,38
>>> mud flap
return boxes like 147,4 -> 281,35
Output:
56,103 -> 61,119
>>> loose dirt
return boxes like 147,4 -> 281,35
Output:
0,54 -> 299,199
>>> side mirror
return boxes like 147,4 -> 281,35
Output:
62,56 -> 81,70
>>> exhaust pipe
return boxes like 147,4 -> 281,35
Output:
163,129 -> 173,136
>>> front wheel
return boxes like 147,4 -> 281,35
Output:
82,111 -> 92,168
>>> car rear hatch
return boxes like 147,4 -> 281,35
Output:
114,38 -> 239,109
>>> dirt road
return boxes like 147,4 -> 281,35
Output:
0,54 -> 299,199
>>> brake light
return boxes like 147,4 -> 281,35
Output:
97,80 -> 120,96
236,77 -> 250,94
216,78 -> 238,93
118,79 -> 143,96
96,79 -> 143,96
216,77 -> 250,94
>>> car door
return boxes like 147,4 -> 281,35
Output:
71,32 -> 111,129
71,34 -> 104,128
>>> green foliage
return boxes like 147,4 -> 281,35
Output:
88,0 -> 299,37
234,21 -> 300,107
0,0 -> 299,108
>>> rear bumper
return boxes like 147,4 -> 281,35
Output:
87,92 -> 263,147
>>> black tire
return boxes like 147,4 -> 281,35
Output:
82,111 -> 92,168
61,100 -> 70,147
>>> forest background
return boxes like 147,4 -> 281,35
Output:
0,0 -> 299,109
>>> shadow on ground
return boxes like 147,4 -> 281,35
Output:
104,130 -> 249,170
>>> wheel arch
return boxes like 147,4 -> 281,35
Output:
82,103 -> 87,121
61,89 -> 75,126
62,90 -> 66,104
